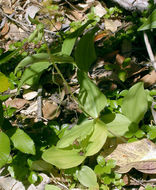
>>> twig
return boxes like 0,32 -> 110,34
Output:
0,9 -> 59,36
143,32 -> 156,71
50,173 -> 68,190
129,176 -> 146,188
37,85 -> 42,122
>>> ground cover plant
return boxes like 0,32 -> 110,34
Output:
0,0 -> 156,189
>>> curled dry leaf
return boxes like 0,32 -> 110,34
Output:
5,98 -> 29,109
106,138 -> 156,174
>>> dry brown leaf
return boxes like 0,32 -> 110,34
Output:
116,54 -> 125,66
20,101 -> 37,116
42,100 -> 60,120
94,1 -> 106,17
104,19 -> 122,33
70,10 -> 84,20
5,98 -> 29,109
2,7 -> 13,14
0,23 -> 10,36
140,70 -> 156,87
25,5 -> 40,24
23,90 -> 38,100
106,139 -> 156,174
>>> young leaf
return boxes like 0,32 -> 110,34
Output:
76,166 -> 98,188
121,82 -> 148,124
75,27 -> 98,72
0,72 -> 10,93
0,132 -> 10,168
61,20 -> 94,56
57,120 -> 94,148
42,146 -> 86,169
138,9 -> 156,31
45,184 -> 61,190
106,114 -> 131,137
10,128 -> 35,155
78,71 -> 107,118
85,119 -> 107,156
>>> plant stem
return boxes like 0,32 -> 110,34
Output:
143,32 -> 156,71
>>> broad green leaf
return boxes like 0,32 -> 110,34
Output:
106,114 -> 131,137
121,82 -> 148,124
78,71 -> 107,118
0,132 -> 10,168
45,184 -> 61,190
61,20 -> 94,56
10,128 -> 35,155
0,100 -> 4,126
18,61 -> 51,90
57,120 -> 94,148
75,27 -> 98,72
76,166 -> 98,188
42,146 -> 85,169
0,72 -> 10,92
85,119 -> 107,156
15,53 -> 49,73
138,9 -> 156,31
15,53 -> 74,74
30,160 -> 53,172
0,49 -> 20,65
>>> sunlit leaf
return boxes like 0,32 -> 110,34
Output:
42,146 -> 85,169
138,9 -> 156,31
85,119 -> 107,156
45,184 -> 61,190
10,128 -> 35,155
57,120 -> 94,148
76,165 -> 98,188
61,20 -> 94,56
0,132 -> 10,168
106,114 -> 131,137
0,72 -> 10,93
121,82 -> 148,124
78,71 -> 107,118
106,138 -> 156,174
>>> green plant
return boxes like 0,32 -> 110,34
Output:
94,156 -> 125,189
0,9 -> 155,188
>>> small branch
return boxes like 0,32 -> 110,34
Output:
143,32 -> 156,71
0,9 -> 58,36
37,85 -> 42,122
